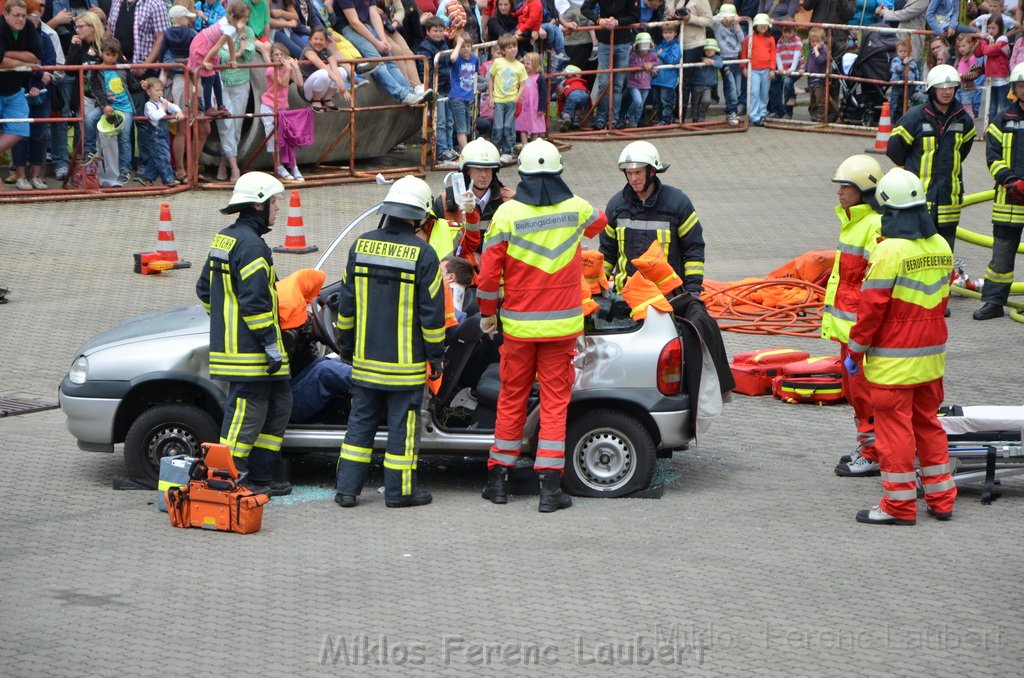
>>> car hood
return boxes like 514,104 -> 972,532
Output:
78,305 -> 210,355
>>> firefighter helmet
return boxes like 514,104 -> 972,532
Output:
378,175 -> 435,220
222,171 -> 286,213
877,168 -> 926,209
518,139 -> 563,174
718,4 -> 738,17
458,138 -> 501,170
752,13 -> 771,27
565,64 -> 582,74
618,140 -> 669,173
1011,62 -> 1024,84
832,154 -> 883,192
634,32 -> 654,48
96,110 -> 126,136
926,64 -> 960,90
704,38 -> 720,53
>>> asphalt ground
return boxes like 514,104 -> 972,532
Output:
1,128 -> 1023,676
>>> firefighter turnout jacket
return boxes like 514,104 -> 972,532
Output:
986,100 -> 1024,227
196,214 -> 291,381
886,100 -> 975,228
600,178 -> 706,294
848,210 -> 952,387
821,203 -> 882,344
478,196 -> 607,340
335,221 -> 446,390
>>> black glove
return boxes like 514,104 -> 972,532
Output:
1007,179 -> 1024,204
264,344 -> 283,374
428,360 -> 443,381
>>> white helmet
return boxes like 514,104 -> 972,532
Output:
832,154 -> 883,192
458,138 -> 501,170
877,168 -> 926,209
618,140 -> 669,172
379,175 -> 435,220
222,171 -> 285,214
1011,62 -> 1024,84
518,139 -> 563,175
717,3 -> 737,17
926,64 -> 960,91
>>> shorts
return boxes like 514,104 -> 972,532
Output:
0,90 -> 30,138
448,97 -> 473,135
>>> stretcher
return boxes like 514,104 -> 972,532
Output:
939,406 -> 1024,504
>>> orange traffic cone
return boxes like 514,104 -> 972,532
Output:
866,102 -> 892,154
274,190 -> 319,254
155,202 -> 191,269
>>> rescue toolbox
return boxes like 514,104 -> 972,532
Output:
730,347 -> 810,396
771,356 -> 845,405
164,442 -> 269,534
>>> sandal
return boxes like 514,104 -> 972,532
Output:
322,98 -> 340,111
311,100 -> 324,112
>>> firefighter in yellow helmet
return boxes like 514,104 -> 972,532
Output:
334,175 -> 446,508
196,171 -> 293,496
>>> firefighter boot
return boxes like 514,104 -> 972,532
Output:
972,303 -> 1004,320
537,471 -> 572,513
481,466 -> 510,504
384,468 -> 433,508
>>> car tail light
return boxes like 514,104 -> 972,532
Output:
657,338 -> 682,396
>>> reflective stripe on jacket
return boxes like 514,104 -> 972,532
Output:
821,203 -> 881,344
196,217 -> 290,381
478,195 -> 604,340
848,234 -> 952,386
986,102 -> 1024,226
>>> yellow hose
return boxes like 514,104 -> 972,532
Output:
949,286 -> 1024,323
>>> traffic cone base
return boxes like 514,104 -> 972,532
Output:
866,102 -> 891,154
155,202 -> 192,269
274,189 -> 319,254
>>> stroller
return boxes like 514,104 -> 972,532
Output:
839,31 -> 898,127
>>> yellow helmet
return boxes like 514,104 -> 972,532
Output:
717,3 -> 738,17
832,154 -> 883,192
704,38 -> 720,53
752,13 -> 771,27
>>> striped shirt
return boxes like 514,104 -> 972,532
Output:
775,33 -> 803,72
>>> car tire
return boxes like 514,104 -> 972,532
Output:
563,409 -> 655,498
124,404 -> 220,488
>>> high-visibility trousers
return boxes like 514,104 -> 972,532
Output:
220,380 -> 292,484
840,342 -> 876,461
872,379 -> 957,520
336,385 -> 422,501
488,336 -> 576,473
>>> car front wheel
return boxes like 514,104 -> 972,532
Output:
124,404 -> 220,488
563,409 -> 655,498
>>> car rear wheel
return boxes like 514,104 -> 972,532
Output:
563,409 -> 655,497
124,404 -> 220,488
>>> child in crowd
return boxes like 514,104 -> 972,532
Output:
187,0 -> 248,118
557,64 -> 590,130
195,0 -> 227,30
770,18 -> 802,119
488,33 -> 526,163
515,51 -> 547,144
740,13 -> 776,126
216,17 -> 258,182
301,28 -> 351,111
417,16 -> 455,161
975,13 -> 1010,120
164,5 -> 198,80
691,38 -> 723,123
513,0 -> 542,53
475,43 -> 500,139
650,21 -> 681,126
449,31 -> 479,152
955,32 -> 983,116
889,36 -> 923,121
622,31 -> 659,128
261,42 -> 305,181
712,5 -> 744,124
85,37 -> 138,185
806,27 -> 829,122
139,78 -> 185,186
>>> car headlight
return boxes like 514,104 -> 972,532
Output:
68,356 -> 89,384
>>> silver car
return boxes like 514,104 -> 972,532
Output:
59,207 -> 693,497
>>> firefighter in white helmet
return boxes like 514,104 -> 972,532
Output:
886,63 -> 975,257
600,140 -> 706,295
196,172 -> 293,496
825,155 -> 884,478
975,62 -> 1024,320
334,175 -> 446,509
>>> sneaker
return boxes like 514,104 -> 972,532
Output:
354,76 -> 369,88
552,51 -> 570,63
588,47 -> 598,61
856,505 -> 916,525
440,149 -> 459,162
30,177 -> 47,190
499,153 -> 515,165
133,176 -> 153,187
402,90 -> 421,105
289,166 -> 304,182
727,112 -> 739,126
356,61 -> 378,75
275,164 -> 292,180
413,84 -> 425,94
835,454 -> 880,477
15,177 -> 32,190
926,506 -> 953,521
118,170 -> 132,185
54,164 -> 68,180
335,493 -> 358,508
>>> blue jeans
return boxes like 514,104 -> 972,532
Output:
435,98 -> 453,154
624,87 -> 648,126
50,78 -> 73,170
541,22 -> 564,52
989,83 -> 1009,122
650,85 -> 677,123
562,89 -> 590,120
290,357 -> 353,424
722,63 -> 741,115
957,88 -> 982,116
84,107 -> 134,173
492,100 -> 516,154
341,25 -> 413,102
272,29 -> 308,58
141,121 -> 176,183
12,95 -> 50,167
594,41 -> 630,127
748,69 -> 770,123
449,97 -> 472,135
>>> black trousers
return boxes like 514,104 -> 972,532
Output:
220,380 -> 293,483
